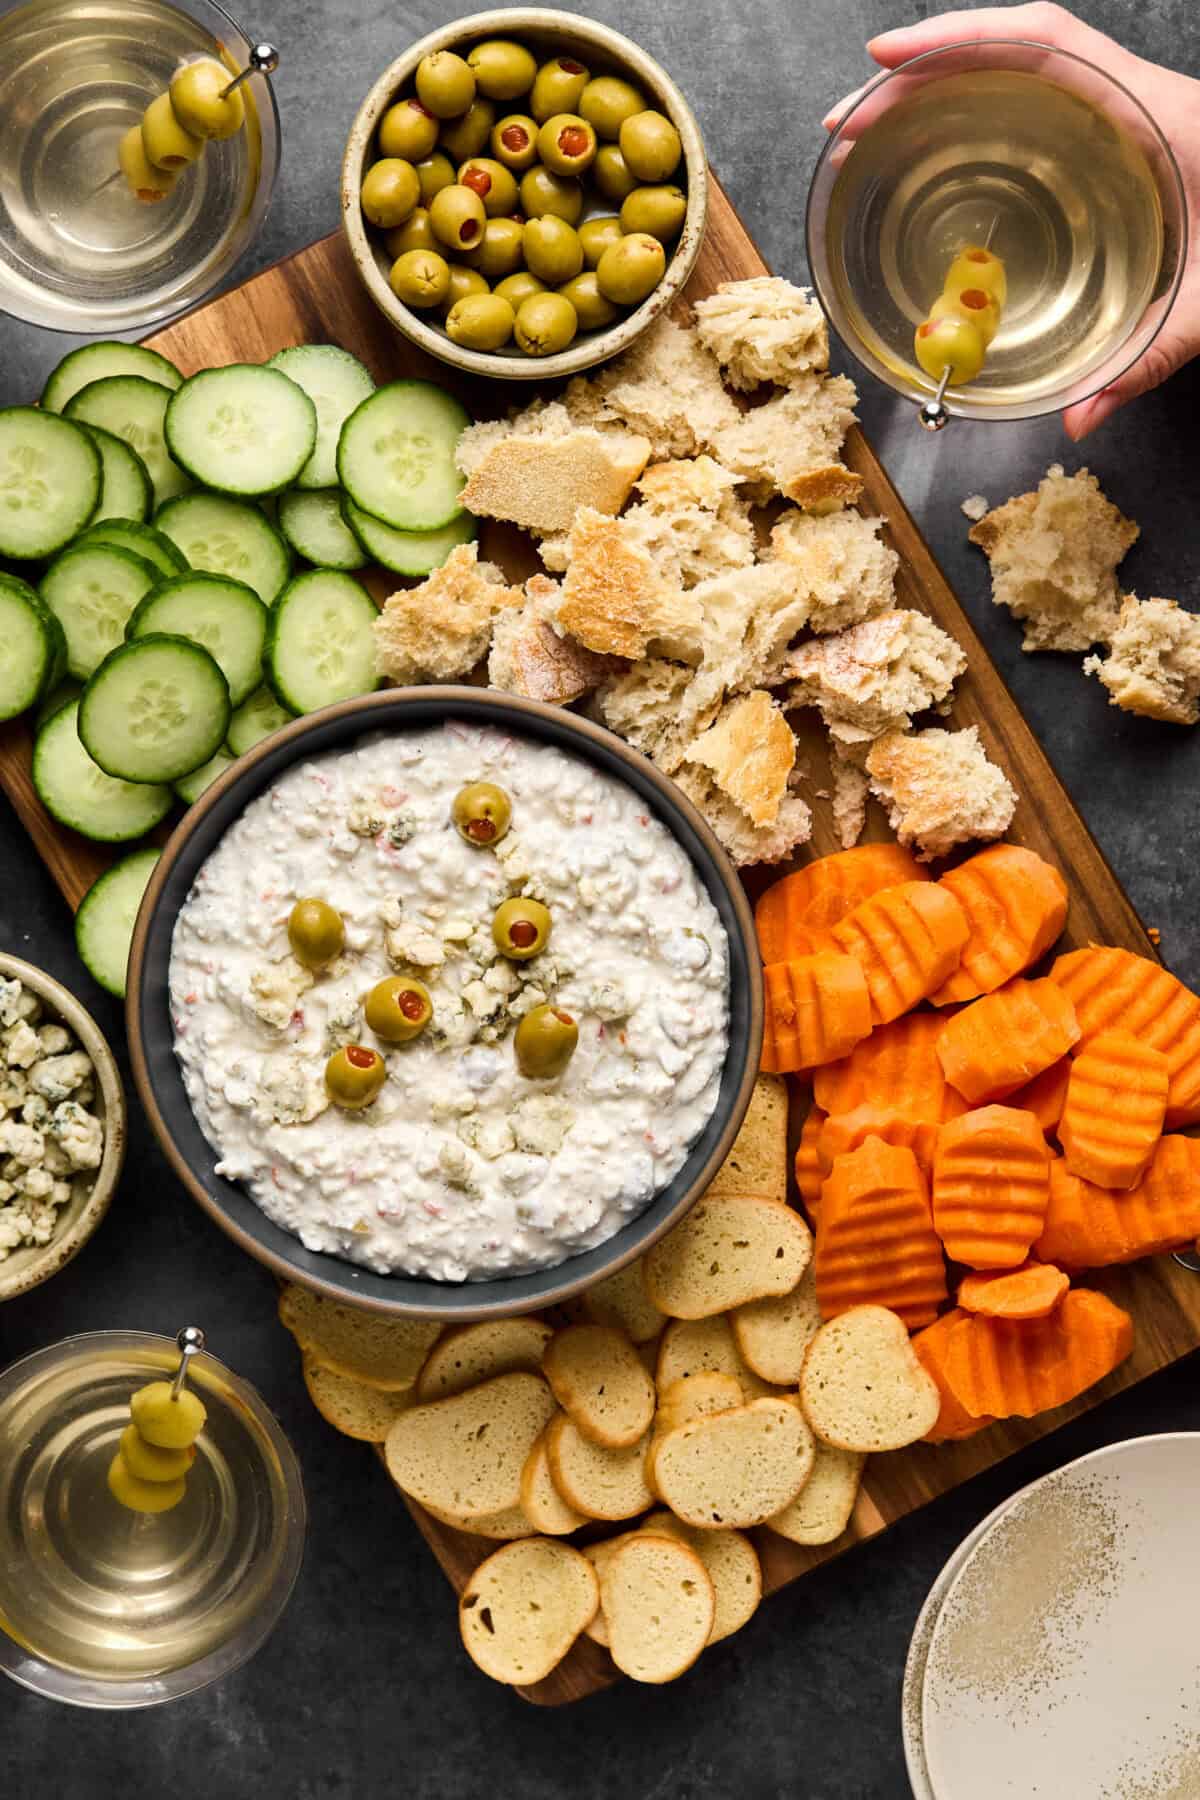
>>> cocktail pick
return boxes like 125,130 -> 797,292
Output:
89,42 -> 280,197
170,1324 -> 206,1398
917,215 -> 1000,433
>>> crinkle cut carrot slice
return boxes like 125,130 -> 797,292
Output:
761,952 -> 873,1074
754,844 -> 929,965
932,1104 -> 1051,1269
795,1106 -> 826,1225
1059,1030 -> 1168,1190
957,1261 -> 1069,1321
936,977 -> 1080,1105
816,1104 -> 939,1179
1050,946 -> 1200,1128
814,1012 -> 967,1122
831,882 -> 970,1025
814,1136 -> 947,1330
931,844 -> 1068,1005
941,1288 -> 1133,1420
911,1308 -> 994,1442
1007,1057 -> 1071,1137
1035,1136 -> 1200,1269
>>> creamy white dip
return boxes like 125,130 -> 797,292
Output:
169,721 -> 730,1281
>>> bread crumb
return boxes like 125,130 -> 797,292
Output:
865,725 -> 1017,861
692,276 -> 829,391
961,493 -> 989,522
1082,593 -> 1200,725
1148,926 -> 1162,945
830,754 -> 869,847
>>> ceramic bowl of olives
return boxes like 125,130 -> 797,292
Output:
341,8 -> 708,381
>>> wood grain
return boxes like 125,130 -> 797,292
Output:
4,175 -> 1199,1707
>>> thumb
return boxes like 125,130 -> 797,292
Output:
1062,321 -> 1196,439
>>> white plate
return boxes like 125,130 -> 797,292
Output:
920,1434 -> 1200,1799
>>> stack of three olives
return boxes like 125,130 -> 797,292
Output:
118,56 -> 247,204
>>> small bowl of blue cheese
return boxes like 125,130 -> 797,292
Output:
0,953 -> 126,1303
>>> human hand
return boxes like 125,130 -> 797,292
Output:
824,3 -> 1200,439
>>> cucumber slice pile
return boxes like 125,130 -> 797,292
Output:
33,700 -> 172,842
34,678 -> 84,734
154,492 -> 292,606
338,381 -> 469,532
41,342 -> 182,414
78,423 -> 153,525
0,573 -> 67,721
266,346 -> 375,489
125,572 -> 268,707
76,518 -> 188,579
266,570 -> 380,714
0,409 -> 102,559
165,365 -> 317,497
75,848 -> 161,998
79,635 -> 231,783
39,543 -> 159,679
278,487 -> 366,570
342,497 -> 477,577
227,685 -> 295,755
65,376 -> 192,508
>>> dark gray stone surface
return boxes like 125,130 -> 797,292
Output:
2,2 -> 1198,1794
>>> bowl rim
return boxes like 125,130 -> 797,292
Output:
0,952 -> 126,1303
339,6 -> 708,382
126,687 -> 763,1320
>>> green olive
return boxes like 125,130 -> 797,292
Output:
536,112 -> 597,176
492,896 -> 552,960
529,55 -> 590,123
596,232 -> 666,306
439,96 -> 496,163
593,144 -> 637,204
389,248 -> 451,309
364,975 -> 433,1042
119,126 -> 177,202
360,158 -> 420,228
578,215 -> 624,269
523,214 -> 583,285
120,1423 -> 194,1483
429,182 -> 487,251
619,184 -> 686,243
514,1004 -> 579,1078
490,112 -> 539,171
914,314 -> 986,385
442,265 -> 491,313
445,293 -> 515,351
452,780 -> 512,844
169,57 -> 245,140
130,1380 -> 207,1450
515,291 -> 578,357
107,1454 -> 186,1514
558,271 -> 619,331
415,50 -> 476,120
470,216 -> 525,281
378,97 -> 439,161
578,74 -> 646,141
325,1044 -> 387,1110
287,897 -> 344,968
519,165 -> 583,224
457,156 -> 519,217
385,208 -> 436,258
467,38 -> 537,101
618,110 -> 682,182
414,151 -> 456,206
493,270 -> 547,308
140,93 -> 203,170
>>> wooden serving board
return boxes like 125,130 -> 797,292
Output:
4,176 -> 1200,1707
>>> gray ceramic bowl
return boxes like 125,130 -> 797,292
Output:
127,689 -> 761,1321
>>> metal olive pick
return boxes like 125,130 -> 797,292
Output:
170,1324 -> 206,1399
90,41 -> 281,197
917,214 -> 999,433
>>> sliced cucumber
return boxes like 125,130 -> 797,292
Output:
266,346 -> 375,490
125,572 -> 267,708
33,700 -> 173,842
164,365 -> 317,497
154,492 -> 291,605
0,572 -> 67,720
75,847 -> 161,998
34,677 -> 83,734
342,496 -> 477,577
337,380 -> 468,532
65,376 -> 191,508
174,746 -> 235,806
39,543 -> 158,680
76,518 -> 188,579
41,342 -> 182,414
266,571 -> 380,715
278,487 -> 366,570
78,423 -> 152,525
227,684 -> 296,756
0,409 -> 101,559
79,635 -> 231,783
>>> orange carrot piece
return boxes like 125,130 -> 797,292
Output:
814,1012 -> 968,1123
1050,946 -> 1200,1128
941,1287 -> 1133,1420
1035,1136 -> 1200,1269
932,1104 -> 1051,1269
1059,1030 -> 1169,1190
761,952 -> 873,1074
930,845 -> 1068,1006
831,881 -> 970,1025
912,1308 -> 995,1442
795,1106 -> 826,1225
936,977 -> 1080,1105
1007,1056 -> 1071,1138
814,1137 -> 947,1330
816,1105 -> 939,1180
755,844 -> 929,965
957,1261 -> 1069,1321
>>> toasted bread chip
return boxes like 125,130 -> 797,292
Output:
650,1397 -> 815,1529
459,1539 -> 599,1685
415,1318 -> 553,1403
644,1194 -> 813,1319
384,1373 -> 556,1519
279,1285 -> 441,1391
766,1441 -> 866,1544
800,1306 -> 941,1452
542,1324 -> 656,1449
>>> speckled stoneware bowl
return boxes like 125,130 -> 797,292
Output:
0,953 -> 125,1302
127,688 -> 762,1322
341,8 -> 708,382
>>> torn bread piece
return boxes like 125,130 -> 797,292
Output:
1083,594 -> 1200,725
556,508 -> 701,661
685,690 -> 796,828
707,374 -> 860,509
687,559 -> 814,701
968,464 -> 1139,652
783,609 -> 967,748
596,659 -> 720,775
693,275 -> 829,391
768,508 -> 898,634
488,573 -> 617,704
865,726 -> 1017,862
564,315 -> 740,461
373,544 -> 523,682
830,752 -> 870,849
619,456 -> 756,589
673,763 -> 813,867
458,421 -> 651,537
